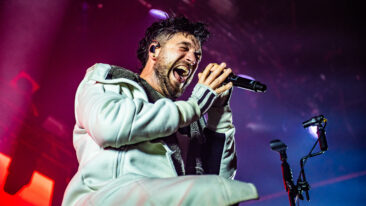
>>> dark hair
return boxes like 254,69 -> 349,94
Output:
137,16 -> 210,68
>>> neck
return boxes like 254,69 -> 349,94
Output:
140,63 -> 165,97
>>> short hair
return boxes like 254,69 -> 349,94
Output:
137,16 -> 210,68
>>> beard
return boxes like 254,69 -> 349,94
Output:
153,58 -> 185,100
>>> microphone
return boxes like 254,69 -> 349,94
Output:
302,115 -> 324,128
225,73 -> 267,92
302,115 -> 328,151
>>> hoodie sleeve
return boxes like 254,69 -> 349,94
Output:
75,63 -> 222,149
204,88 -> 237,179
75,68 -> 222,149
75,77 -> 183,148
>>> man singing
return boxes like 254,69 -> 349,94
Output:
62,16 -> 258,206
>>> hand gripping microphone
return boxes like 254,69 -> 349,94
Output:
225,73 -> 267,92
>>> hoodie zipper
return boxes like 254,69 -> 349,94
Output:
115,146 -> 127,178
162,144 -> 178,176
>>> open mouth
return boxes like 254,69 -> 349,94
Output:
172,65 -> 190,84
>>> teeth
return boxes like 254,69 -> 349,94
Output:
175,66 -> 189,76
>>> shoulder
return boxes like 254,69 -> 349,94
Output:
107,65 -> 139,81
85,63 -> 137,81
84,63 -> 137,83
82,63 -> 146,95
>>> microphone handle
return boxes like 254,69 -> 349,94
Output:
226,73 -> 267,92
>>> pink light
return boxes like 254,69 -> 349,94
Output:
149,9 -> 168,19
237,74 -> 255,80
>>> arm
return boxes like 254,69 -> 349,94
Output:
76,80 -> 181,148
197,62 -> 237,179
75,65 -> 219,148
206,89 -> 237,179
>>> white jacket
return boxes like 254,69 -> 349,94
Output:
62,63 -> 258,206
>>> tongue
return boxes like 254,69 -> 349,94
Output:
174,70 -> 185,83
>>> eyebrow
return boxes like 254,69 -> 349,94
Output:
178,41 -> 192,47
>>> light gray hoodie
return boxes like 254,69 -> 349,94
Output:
62,63 -> 258,206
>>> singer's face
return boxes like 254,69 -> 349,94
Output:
153,32 -> 202,99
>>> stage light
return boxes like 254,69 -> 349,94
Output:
308,125 -> 318,139
0,153 -> 54,206
149,9 -> 168,19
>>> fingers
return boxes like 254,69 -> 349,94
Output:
204,62 -> 226,85
198,63 -> 215,83
197,62 -> 233,94
215,82 -> 233,94
210,68 -> 232,89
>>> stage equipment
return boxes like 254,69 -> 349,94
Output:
270,115 -> 328,206
302,115 -> 328,151
225,73 -> 267,92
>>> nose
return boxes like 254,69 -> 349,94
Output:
185,51 -> 197,66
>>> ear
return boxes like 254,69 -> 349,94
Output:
148,41 -> 161,61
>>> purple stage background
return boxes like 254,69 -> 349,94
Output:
0,0 -> 365,205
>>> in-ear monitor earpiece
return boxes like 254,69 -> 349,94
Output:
150,45 -> 156,53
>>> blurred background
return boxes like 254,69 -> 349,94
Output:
0,0 -> 364,205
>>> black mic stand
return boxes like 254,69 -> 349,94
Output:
270,139 -> 298,206
270,115 -> 328,206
